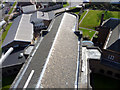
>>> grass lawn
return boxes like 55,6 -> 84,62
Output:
79,28 -> 96,39
2,75 -> 17,89
79,11 -> 87,21
69,7 -> 76,10
13,2 -> 17,7
91,73 -> 120,88
63,2 -> 69,8
0,23 -> 12,47
80,10 -> 120,29
73,11 -> 87,22
8,2 -> 16,15
8,7 -> 13,15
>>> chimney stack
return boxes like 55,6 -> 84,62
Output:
100,13 -> 104,26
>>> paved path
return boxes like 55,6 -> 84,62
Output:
79,9 -> 89,26
79,27 -> 97,31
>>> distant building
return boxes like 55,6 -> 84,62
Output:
2,14 -> 33,50
22,5 -> 37,14
30,11 -> 55,30
89,18 -> 120,80
1,14 -> 34,77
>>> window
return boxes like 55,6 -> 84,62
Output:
107,71 -> 113,75
99,69 -> 104,73
108,55 -> 114,60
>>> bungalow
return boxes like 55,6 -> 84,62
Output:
2,14 -> 33,50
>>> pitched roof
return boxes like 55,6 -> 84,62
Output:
107,24 -> 120,52
103,18 -> 120,30
103,18 -> 120,52
2,14 -> 33,48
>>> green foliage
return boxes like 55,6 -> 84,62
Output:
4,16 -> 9,22
79,28 -> 96,40
97,10 -> 113,21
8,7 -> 13,15
63,2 -> 69,8
8,2 -> 17,15
13,2 -> 17,7
79,11 -> 87,21
0,23 -> 12,45
69,7 -> 76,10
80,10 -> 120,29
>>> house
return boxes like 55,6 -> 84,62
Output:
2,14 -> 33,50
30,11 -> 55,30
10,13 -> 84,88
1,14 -> 34,77
89,18 -> 120,80
96,18 -> 120,48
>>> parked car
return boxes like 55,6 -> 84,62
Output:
1,4 -> 5,9
10,2 -> 14,6
5,10 -> 8,14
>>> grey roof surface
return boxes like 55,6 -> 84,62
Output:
2,15 -> 22,48
103,18 -> 120,52
2,47 -> 26,68
107,24 -> 120,52
22,5 -> 36,13
2,14 -> 33,48
30,11 -> 55,23
41,13 -> 78,88
87,49 -> 101,59
11,13 -> 78,88
103,18 -> 120,30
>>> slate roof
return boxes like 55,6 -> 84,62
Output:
103,18 -> 120,30
102,18 -> 120,52
2,14 -> 33,48
107,24 -> 120,52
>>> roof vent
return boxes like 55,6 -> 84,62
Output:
18,53 -> 24,58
